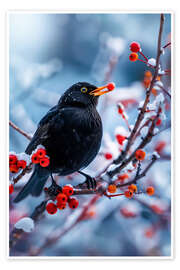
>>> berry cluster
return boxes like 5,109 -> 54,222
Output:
107,181 -> 155,199
46,185 -> 79,215
31,146 -> 50,167
9,152 -> 30,174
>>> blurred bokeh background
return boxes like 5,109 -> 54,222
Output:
9,13 -> 171,257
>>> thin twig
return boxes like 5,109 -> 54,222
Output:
9,120 -> 32,140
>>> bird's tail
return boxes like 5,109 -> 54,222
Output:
14,166 -> 50,203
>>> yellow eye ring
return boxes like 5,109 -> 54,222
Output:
80,87 -> 88,93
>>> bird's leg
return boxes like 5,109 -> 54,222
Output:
78,171 -> 97,189
44,174 -> 62,198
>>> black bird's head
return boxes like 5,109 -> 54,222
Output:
59,82 -> 115,108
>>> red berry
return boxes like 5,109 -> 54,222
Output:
104,152 -> 113,160
62,185 -> 74,196
46,202 -> 57,215
116,134 -> 126,145
10,164 -> 19,173
36,148 -> 46,158
117,173 -> 129,181
9,154 -> 17,165
17,160 -> 27,169
40,157 -> 50,167
129,53 -> 138,62
135,149 -> 146,161
155,141 -> 166,154
31,153 -> 40,164
130,42 -> 141,52
56,193 -> 68,204
68,198 -> 79,209
57,201 -> 66,210
118,107 -> 124,114
9,184 -> 14,194
107,82 -> 115,91
156,118 -> 162,126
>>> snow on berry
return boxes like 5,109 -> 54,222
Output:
17,153 -> 31,166
147,58 -> 156,67
115,127 -> 128,146
14,217 -> 35,233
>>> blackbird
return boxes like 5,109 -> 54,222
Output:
14,82 -> 114,203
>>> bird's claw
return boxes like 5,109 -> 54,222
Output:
84,175 -> 97,189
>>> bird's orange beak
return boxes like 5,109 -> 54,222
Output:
89,82 -> 115,96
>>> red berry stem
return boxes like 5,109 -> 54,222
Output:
139,51 -> 149,62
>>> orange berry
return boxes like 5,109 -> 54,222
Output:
144,70 -> 152,78
152,88 -> 157,96
56,193 -> 68,204
146,186 -> 155,196
124,190 -> 134,199
128,184 -> 137,193
129,53 -> 138,62
107,184 -> 117,193
135,149 -> 146,161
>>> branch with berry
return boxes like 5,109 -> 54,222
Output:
9,14 -> 171,255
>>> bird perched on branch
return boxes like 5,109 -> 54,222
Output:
14,81 -> 115,203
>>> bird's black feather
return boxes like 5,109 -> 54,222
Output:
14,82 -> 102,202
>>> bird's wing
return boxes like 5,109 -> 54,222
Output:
25,105 -> 62,154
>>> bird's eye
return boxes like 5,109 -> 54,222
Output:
80,87 -> 88,93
